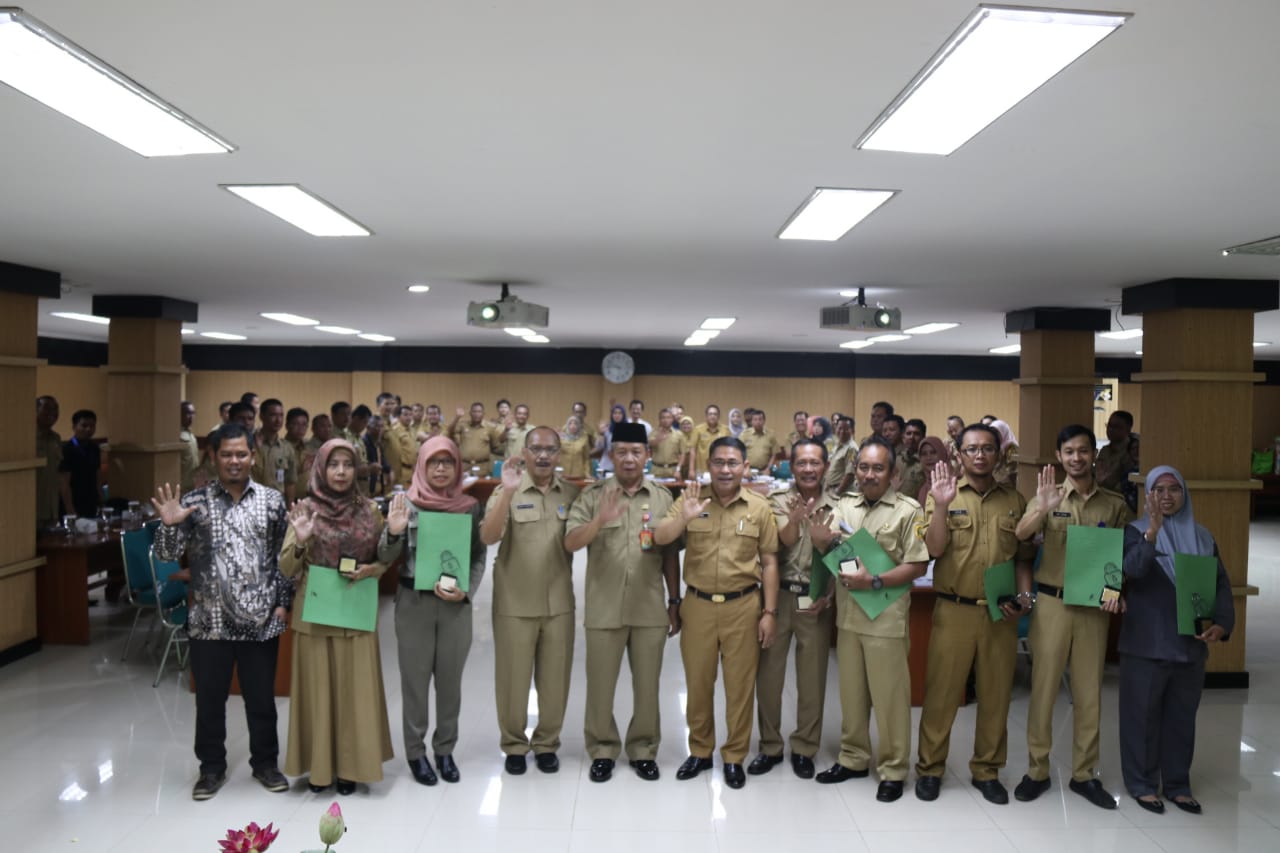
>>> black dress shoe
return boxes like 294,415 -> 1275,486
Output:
1135,796 -> 1165,814
589,758 -> 614,782
791,754 -> 815,779
1069,778 -> 1118,810
534,752 -> 559,774
915,775 -> 942,801
747,753 -> 783,775
876,780 -> 904,802
723,763 -> 746,789
1170,796 -> 1201,814
630,760 -> 660,781
435,754 -> 459,783
815,763 -> 869,784
409,756 -> 438,786
1014,774 -> 1051,802
504,754 -> 527,775
335,778 -> 356,796
676,755 -> 713,780
308,780 -> 331,794
972,778 -> 1009,805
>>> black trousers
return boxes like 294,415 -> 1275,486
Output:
189,637 -> 280,775
1119,653 -> 1204,799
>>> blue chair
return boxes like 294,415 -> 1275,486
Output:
147,545 -> 189,687
772,460 -> 792,480
119,524 -> 160,661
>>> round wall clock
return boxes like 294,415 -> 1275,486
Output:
601,350 -> 635,384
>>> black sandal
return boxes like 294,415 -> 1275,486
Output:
1135,796 -> 1164,814
1171,796 -> 1201,814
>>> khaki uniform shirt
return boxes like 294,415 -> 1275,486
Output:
925,478 -> 1036,600
453,420 -> 501,464
741,428 -> 779,471
392,425 -> 418,485
785,430 -> 804,449
179,429 -> 200,492
486,472 -> 581,618
380,430 -> 403,490
1023,480 -> 1134,588
664,487 -> 779,593
768,486 -> 840,586
486,419 -> 510,459
830,489 -> 929,638
251,432 -> 298,493
37,428 -> 63,526
559,434 -> 592,478
504,424 -> 535,460
825,439 -> 859,493
898,450 -> 925,503
1096,438 -> 1138,492
649,429 -> 686,471
689,423 -> 731,472
568,479 -> 676,629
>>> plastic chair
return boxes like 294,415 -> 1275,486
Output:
147,545 -> 189,687
119,524 -> 160,661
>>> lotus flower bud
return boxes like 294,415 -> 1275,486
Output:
319,802 -> 345,846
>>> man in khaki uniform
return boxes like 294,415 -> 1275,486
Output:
825,416 -> 859,493
740,409 -> 779,473
861,401 -> 893,447
489,399 -> 513,464
451,402 -> 503,476
416,404 -> 445,443
656,436 -> 779,790
179,401 -> 200,493
687,404 -> 730,474
815,438 -> 929,802
36,395 -> 65,528
251,399 -> 298,504
480,427 -> 581,775
748,439 -> 837,780
284,407 -> 310,480
565,423 -> 680,783
572,401 -> 597,449
389,406 -> 418,487
899,418 -> 927,499
330,402 -> 372,495
915,423 -> 1036,804
785,410 -> 809,450
503,404 -> 534,461
380,413 -> 405,492
1013,424 -> 1133,809
648,408 -> 686,479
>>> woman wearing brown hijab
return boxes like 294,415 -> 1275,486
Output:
281,439 -> 397,794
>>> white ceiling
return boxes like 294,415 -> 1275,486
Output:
5,0 -> 1280,358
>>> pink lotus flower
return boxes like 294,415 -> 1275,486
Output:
318,801 -> 345,846
218,821 -> 279,853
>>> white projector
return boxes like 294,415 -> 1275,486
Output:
819,303 -> 901,331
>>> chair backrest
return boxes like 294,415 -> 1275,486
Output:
147,545 -> 188,626
120,525 -> 158,602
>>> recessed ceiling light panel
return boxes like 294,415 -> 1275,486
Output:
200,331 -> 247,341
406,284 -> 431,293
839,340 -> 874,350
867,333 -> 911,343
700,317 -> 737,330
777,188 -> 898,241
314,325 -> 361,335
358,333 -> 395,342
260,312 -> 319,326
50,311 -> 109,325
1099,328 -> 1143,340
903,322 -> 959,335
221,184 -> 371,237
989,343 -> 1022,354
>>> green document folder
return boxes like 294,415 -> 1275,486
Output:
1063,525 -> 1124,606
414,511 -> 472,592
300,566 -> 378,632
1174,552 -> 1219,636
820,528 -> 906,620
808,551 -> 831,599
984,560 -> 1016,622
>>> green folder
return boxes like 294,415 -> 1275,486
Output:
1063,525 -> 1124,606
820,528 -> 906,620
808,550 -> 831,599
300,566 -> 378,632
414,511 -> 472,592
984,560 -> 1016,622
1174,553 -> 1219,636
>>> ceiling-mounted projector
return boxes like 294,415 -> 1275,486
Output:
467,283 -> 549,329
819,287 -> 901,331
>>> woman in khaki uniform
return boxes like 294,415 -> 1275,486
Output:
559,415 -> 592,478
281,439 -> 396,794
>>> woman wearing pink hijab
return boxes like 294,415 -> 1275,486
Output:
915,436 -> 950,506
379,436 -> 486,787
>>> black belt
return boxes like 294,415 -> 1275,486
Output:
1036,582 -> 1064,599
686,584 -> 758,603
780,582 -> 808,595
935,591 -> 988,607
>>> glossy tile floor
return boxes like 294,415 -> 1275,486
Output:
5,521 -> 1280,853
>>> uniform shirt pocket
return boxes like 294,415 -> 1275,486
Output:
733,520 -> 761,562
512,505 -> 542,524
997,515 -> 1019,553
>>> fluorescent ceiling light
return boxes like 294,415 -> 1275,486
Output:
406,284 -> 431,293
839,340 -> 874,350
358,333 -> 395,342
260,312 -> 319,326
180,328 -> 193,335
504,327 -> 535,337
700,317 -> 736,330
50,311 -> 109,325
688,329 -> 720,340
1099,328 -> 1142,340
200,331 -> 246,341
314,325 -> 360,335
867,333 -> 911,343
1223,235 -> 1280,257
221,184 -> 371,237
1254,341 -> 1269,348
524,335 -> 550,344
989,344 -> 1021,354
0,10 -> 235,157
839,290 -> 860,298
777,188 -> 898,241
903,322 -> 959,335
683,337 -> 710,347
856,5 -> 1129,155
1135,350 -> 1142,355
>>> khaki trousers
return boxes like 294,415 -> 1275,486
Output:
493,611 -> 574,755
679,593 -> 760,763
836,629 -> 912,781
1026,594 -> 1109,782
584,625 -> 668,760
915,599 -> 1017,781
755,588 -> 833,758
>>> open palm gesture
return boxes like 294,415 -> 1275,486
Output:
288,502 -> 318,543
151,484 -> 194,527
681,481 -> 711,521
929,461 -> 957,507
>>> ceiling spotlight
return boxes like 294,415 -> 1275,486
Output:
406,284 -> 431,293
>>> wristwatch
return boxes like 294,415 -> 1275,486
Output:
667,597 -> 682,606
870,576 -> 884,591
761,608 -> 778,617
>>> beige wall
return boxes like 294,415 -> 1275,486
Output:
34,365 -> 111,437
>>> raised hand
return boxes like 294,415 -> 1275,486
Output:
386,492 -> 410,535
287,502 -> 318,543
1143,489 -> 1164,538
501,457 -> 525,490
455,406 -> 465,418
786,493 -> 816,527
929,461 -> 957,507
807,506 -> 836,552
150,483 -> 195,527
1037,465 -> 1064,512
681,480 -> 711,521
597,486 -> 625,524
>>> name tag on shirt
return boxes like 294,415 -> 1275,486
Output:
948,509 -> 968,516
1052,511 -> 1072,518
516,503 -> 534,510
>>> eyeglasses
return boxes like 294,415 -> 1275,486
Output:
527,445 -> 560,457
960,445 -> 998,457
426,458 -> 456,469
708,458 -> 744,469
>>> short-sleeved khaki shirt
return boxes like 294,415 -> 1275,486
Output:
251,433 -> 298,493
392,425 -> 418,485
768,486 -> 840,585
649,429 -> 686,470
741,429 -> 779,471
179,429 -> 200,492
454,420 -> 501,463
1023,480 -> 1134,587
825,439 -> 859,493
664,487 -> 779,593
830,489 -> 929,637
568,479 -> 675,629
689,423 -> 731,471
924,479 -> 1036,599
898,451 -> 925,503
485,472 -> 581,618
504,424 -> 534,460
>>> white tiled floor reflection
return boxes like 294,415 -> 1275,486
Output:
4,519 -> 1280,852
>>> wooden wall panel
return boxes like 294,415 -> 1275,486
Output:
853,379 -> 1021,440
1254,386 -> 1280,449
36,365 -> 110,437
0,571 -> 37,650
185,371 -> 354,434
384,372 -> 599,431
634,375 -> 855,431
